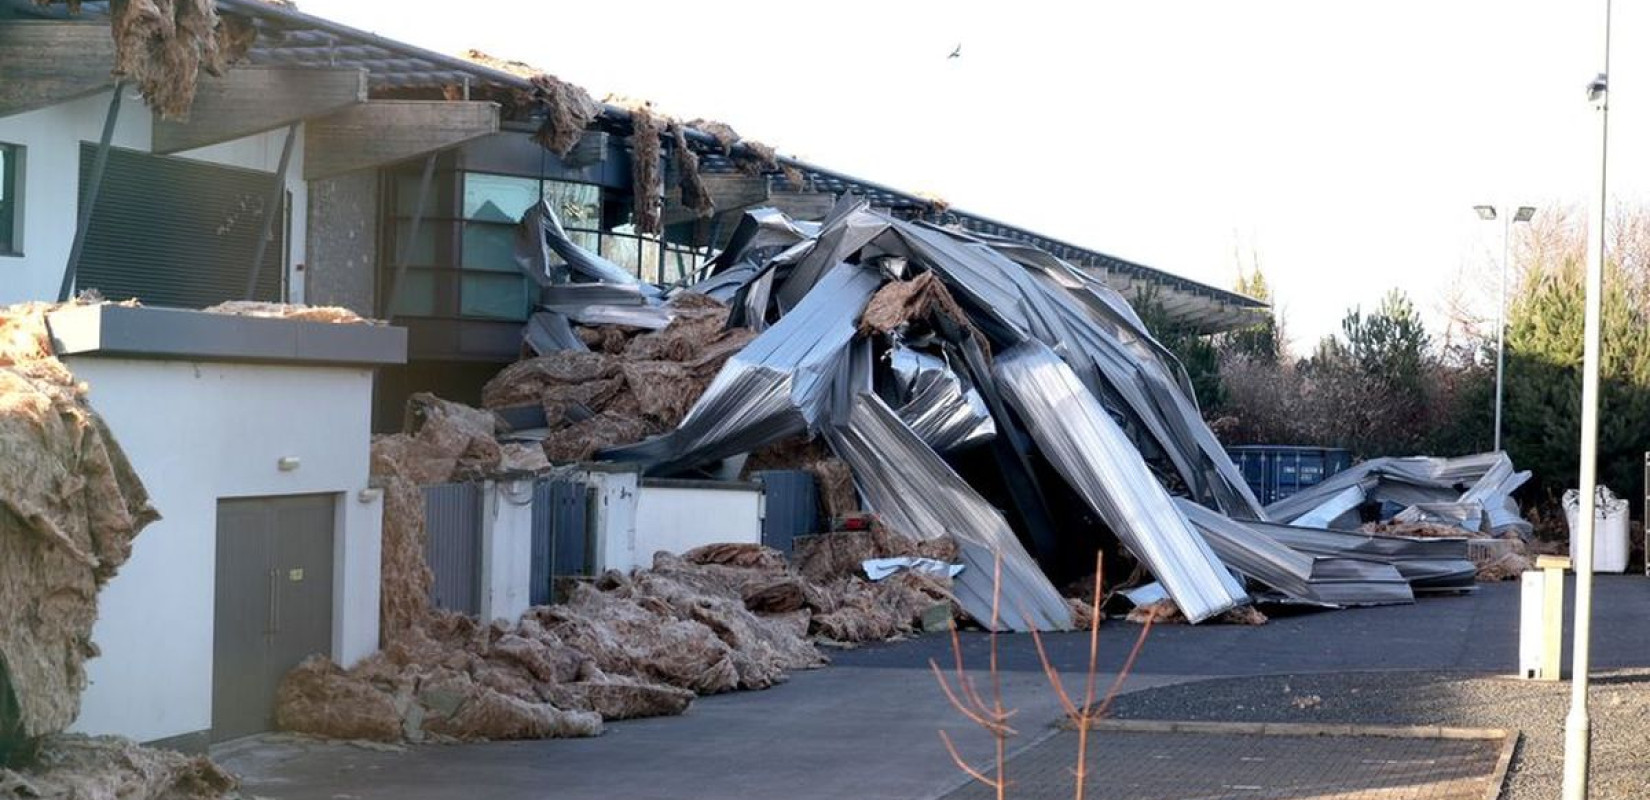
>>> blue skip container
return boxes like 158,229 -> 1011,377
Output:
1225,445 -> 1352,506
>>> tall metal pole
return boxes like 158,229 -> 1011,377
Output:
59,81 -> 124,302
1561,1 -> 1610,796
1494,209 -> 1509,453
244,122 -> 300,300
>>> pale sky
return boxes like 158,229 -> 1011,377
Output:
302,0 -> 1641,351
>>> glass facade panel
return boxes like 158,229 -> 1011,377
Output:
542,181 -> 600,229
459,272 -> 530,320
388,268 -> 437,317
460,222 -> 518,272
463,173 -> 540,222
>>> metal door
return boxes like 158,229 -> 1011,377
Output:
212,495 -> 335,742
530,479 -> 590,606
423,482 -> 482,614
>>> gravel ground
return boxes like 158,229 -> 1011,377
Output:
1104,669 -> 1650,800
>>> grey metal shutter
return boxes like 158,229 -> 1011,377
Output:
76,143 -> 283,307
423,482 -> 481,615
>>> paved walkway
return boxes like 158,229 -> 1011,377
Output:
944,725 -> 1511,800
217,577 -> 1650,800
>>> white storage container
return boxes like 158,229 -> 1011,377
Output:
1564,486 -> 1631,573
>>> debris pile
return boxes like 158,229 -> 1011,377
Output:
277,541 -> 956,743
482,296 -> 755,462
0,735 -> 235,800
201,300 -> 377,325
0,303 -> 234,798
501,198 -> 1545,628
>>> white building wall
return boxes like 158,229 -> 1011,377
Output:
588,469 -> 640,574
0,88 -> 308,306
479,479 -> 535,624
61,356 -> 381,744
629,484 -> 764,571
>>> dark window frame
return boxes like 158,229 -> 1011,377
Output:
0,142 -> 22,256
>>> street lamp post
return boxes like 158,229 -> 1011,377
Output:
1562,1 -> 1612,795
1474,204 -> 1537,453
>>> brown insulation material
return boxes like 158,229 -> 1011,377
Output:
1125,599 -> 1267,626
482,352 -> 622,409
624,554 -> 824,688
543,675 -> 694,721
542,412 -> 656,463
579,324 -> 635,354
791,526 -> 956,586
201,300 -> 375,324
540,378 -> 625,427
858,271 -> 985,354
529,74 -> 602,157
628,105 -> 665,236
215,11 -> 257,64
727,138 -> 805,191
481,296 -> 755,464
536,583 -> 740,696
499,442 -> 551,475
375,475 -> 433,642
109,0 -> 231,120
670,122 -> 714,220
275,656 -> 404,742
808,458 -> 861,520
620,361 -> 702,428
458,48 -> 542,79
686,119 -> 739,155
0,735 -> 236,800
280,535 -> 954,743
0,304 -> 159,745
371,393 -> 503,486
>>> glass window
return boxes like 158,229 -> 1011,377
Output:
460,222 -> 519,273
390,219 -> 441,265
460,273 -> 530,320
0,143 -> 20,255
388,268 -> 437,317
463,173 -> 540,222
542,180 -> 600,229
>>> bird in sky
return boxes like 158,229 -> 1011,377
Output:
948,43 -> 961,59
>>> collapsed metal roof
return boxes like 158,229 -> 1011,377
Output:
8,0 -> 1270,333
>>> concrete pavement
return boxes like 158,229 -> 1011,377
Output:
217,577 -> 1650,800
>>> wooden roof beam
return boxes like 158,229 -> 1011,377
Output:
153,66 -> 368,154
304,100 -> 498,180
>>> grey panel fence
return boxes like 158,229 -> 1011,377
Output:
423,482 -> 482,615
756,470 -> 819,555
530,478 -> 592,606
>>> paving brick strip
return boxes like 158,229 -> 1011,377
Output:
942,720 -> 1514,800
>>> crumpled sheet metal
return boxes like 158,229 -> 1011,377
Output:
524,311 -> 589,355
599,264 -> 881,472
825,392 -> 1072,631
884,220 -> 1266,521
515,199 -> 657,295
991,342 -> 1246,623
1266,452 -> 1532,538
1174,499 -> 1413,607
1242,519 -> 1477,592
886,347 -> 994,452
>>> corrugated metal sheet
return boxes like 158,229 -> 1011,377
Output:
423,482 -> 481,615
992,341 -> 1247,623
756,470 -> 819,555
530,478 -> 590,605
